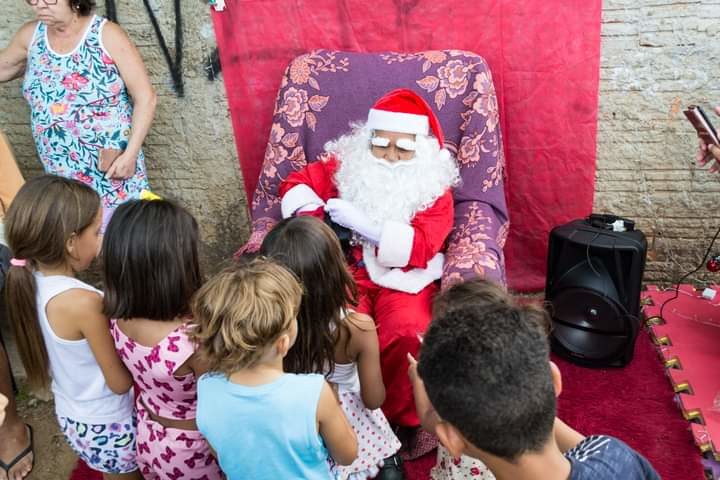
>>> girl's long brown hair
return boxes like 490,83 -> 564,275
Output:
259,216 -> 356,376
4,175 -> 99,391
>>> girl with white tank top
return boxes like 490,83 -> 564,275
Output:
4,176 -> 139,479
324,312 -> 403,479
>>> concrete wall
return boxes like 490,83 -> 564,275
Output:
0,0 -> 248,272
2,0 -> 719,286
597,0 -> 720,285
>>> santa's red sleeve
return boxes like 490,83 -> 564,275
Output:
376,190 -> 454,270
279,156 -> 340,218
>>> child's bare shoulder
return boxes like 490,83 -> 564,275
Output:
49,287 -> 103,315
344,312 -> 377,353
345,312 -> 375,331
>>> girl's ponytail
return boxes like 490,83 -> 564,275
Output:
4,175 -> 100,392
5,261 -> 49,390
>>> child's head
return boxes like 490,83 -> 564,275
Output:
4,175 -> 101,390
418,279 -> 559,464
259,216 -> 356,374
433,278 -> 511,318
191,257 -> 303,375
433,279 -> 552,335
102,199 -> 202,321
6,175 -> 101,272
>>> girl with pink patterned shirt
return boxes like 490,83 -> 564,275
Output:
260,216 -> 403,479
103,199 -> 223,480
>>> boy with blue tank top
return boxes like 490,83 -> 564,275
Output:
193,258 -> 358,479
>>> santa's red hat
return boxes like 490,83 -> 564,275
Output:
367,88 -> 445,148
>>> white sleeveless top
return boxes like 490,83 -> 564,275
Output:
326,361 -> 361,394
34,272 -> 133,423
325,310 -> 362,393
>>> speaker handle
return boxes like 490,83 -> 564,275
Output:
587,213 -> 636,232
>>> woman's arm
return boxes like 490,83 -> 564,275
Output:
317,381 -> 358,466
73,290 -> 133,394
347,313 -> 386,409
0,22 -> 35,83
102,22 -> 156,179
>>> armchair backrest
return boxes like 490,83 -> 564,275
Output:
243,49 -> 509,285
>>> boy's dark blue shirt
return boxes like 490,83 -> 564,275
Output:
565,435 -> 660,480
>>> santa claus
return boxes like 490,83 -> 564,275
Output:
279,89 -> 459,432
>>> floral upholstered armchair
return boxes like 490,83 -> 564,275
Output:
241,49 -> 509,286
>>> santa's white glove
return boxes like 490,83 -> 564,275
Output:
325,198 -> 381,244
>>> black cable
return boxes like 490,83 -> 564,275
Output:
105,0 -> 117,23
658,223 -> 720,320
142,0 -> 184,97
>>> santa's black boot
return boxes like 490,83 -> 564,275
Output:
376,454 -> 404,480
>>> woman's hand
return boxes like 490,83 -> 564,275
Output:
104,150 -> 137,179
696,106 -> 720,173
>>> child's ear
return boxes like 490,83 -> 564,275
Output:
65,233 -> 78,258
276,333 -> 291,357
549,361 -> 562,397
435,421 -> 467,459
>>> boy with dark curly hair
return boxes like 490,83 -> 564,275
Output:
410,280 -> 659,480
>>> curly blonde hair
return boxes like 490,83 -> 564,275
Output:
191,258 -> 303,375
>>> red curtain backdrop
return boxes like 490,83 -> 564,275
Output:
211,1 -> 601,291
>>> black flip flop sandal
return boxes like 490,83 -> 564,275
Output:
0,424 -> 34,477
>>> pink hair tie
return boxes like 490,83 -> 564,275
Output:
10,258 -> 27,267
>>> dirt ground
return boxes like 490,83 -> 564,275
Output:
13,385 -> 78,480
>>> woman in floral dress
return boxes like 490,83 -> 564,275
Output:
0,0 -> 155,230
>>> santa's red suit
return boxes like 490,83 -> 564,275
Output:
279,89 -> 457,427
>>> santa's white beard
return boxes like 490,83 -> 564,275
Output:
330,124 -> 460,226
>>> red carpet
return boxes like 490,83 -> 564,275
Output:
554,328 -> 703,480
69,460 -> 101,480
69,330 -> 702,480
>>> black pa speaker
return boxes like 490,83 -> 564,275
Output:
545,214 -> 647,367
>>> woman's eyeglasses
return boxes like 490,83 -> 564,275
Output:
26,0 -> 59,5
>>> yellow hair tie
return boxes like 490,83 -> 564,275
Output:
140,189 -> 162,201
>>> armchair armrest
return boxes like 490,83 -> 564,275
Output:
442,199 -> 508,289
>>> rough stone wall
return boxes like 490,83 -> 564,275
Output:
2,1 -> 719,286
0,0 -> 248,272
597,0 -> 720,285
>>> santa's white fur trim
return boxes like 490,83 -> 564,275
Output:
377,221 -> 414,267
281,184 -> 324,218
368,109 -> 429,136
363,245 -> 443,294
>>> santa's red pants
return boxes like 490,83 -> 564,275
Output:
352,266 -> 437,427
